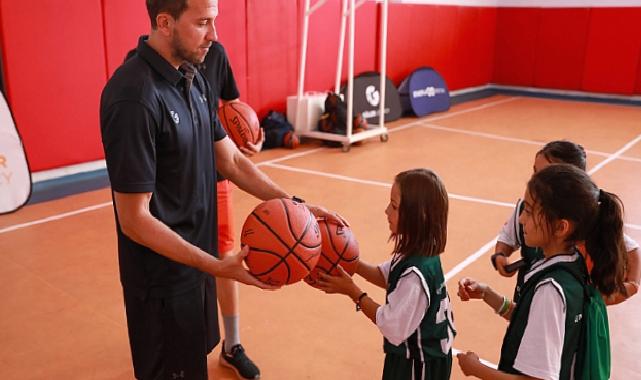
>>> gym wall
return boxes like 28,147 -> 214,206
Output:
0,0 -> 640,172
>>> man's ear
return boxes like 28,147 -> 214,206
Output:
155,13 -> 174,36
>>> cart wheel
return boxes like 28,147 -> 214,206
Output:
380,134 -> 389,142
342,143 -> 351,152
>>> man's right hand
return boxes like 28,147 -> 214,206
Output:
217,246 -> 280,290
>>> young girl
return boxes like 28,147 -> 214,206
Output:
318,168 -> 455,380
457,164 -> 628,379
492,140 -> 639,304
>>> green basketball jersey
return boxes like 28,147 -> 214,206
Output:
499,253 -> 587,379
383,255 -> 456,360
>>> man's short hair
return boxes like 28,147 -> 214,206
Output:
146,0 -> 189,29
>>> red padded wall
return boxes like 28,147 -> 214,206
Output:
245,0 -> 299,117
533,8 -> 589,90
493,8 -> 539,87
582,8 -> 641,94
102,0 -> 148,77
0,0 -> 106,171
386,5 -> 495,91
217,0 -> 248,101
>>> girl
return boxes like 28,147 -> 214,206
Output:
492,140 -> 639,304
457,164 -> 628,379
318,168 -> 455,380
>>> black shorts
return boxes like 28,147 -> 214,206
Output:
123,276 -> 220,380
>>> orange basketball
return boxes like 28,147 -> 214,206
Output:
282,130 -> 299,149
304,218 -> 359,288
241,198 -> 322,286
218,101 -> 260,148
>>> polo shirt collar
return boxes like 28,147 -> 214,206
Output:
136,35 -> 183,86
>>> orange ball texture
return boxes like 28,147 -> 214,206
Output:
304,218 -> 359,288
241,198 -> 322,286
218,101 -> 260,148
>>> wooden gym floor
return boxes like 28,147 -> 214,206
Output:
1,94 -> 640,379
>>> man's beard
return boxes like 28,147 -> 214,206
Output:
171,30 -> 207,65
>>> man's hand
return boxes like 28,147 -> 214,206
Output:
306,203 -> 349,227
217,246 -> 280,290
239,128 -> 264,157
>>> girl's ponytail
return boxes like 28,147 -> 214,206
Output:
586,190 -> 627,296
528,165 -> 627,296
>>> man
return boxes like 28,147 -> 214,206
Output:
100,1 -> 341,378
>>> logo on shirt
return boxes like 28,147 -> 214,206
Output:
170,110 -> 180,124
200,94 -> 207,103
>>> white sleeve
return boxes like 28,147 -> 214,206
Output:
375,267 -> 429,346
378,259 -> 393,283
624,233 -> 639,252
497,201 -> 521,249
513,280 -> 566,380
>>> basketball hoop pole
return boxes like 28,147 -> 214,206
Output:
334,0 -> 348,94
296,0 -> 329,129
292,0 -> 390,151
379,0 -> 388,131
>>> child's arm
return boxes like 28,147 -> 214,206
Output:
493,241 -> 518,277
458,277 -> 514,321
318,266 -> 379,323
605,246 -> 640,305
457,352 -> 542,380
355,260 -> 387,288
494,202 -> 522,277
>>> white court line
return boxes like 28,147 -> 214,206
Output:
263,163 -> 516,208
419,123 -> 641,164
445,237 -> 498,282
0,202 -> 113,235
588,134 -> 641,175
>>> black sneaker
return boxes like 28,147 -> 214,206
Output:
220,342 -> 261,380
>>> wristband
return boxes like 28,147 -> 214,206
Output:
491,252 -> 506,270
291,195 -> 305,204
355,292 -> 368,312
496,296 -> 510,316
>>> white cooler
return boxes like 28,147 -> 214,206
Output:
286,92 -> 327,134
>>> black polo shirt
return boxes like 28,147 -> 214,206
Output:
201,41 -> 239,183
201,41 -> 240,108
100,36 -> 227,297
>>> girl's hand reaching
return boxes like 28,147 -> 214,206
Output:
457,351 -> 482,376
457,277 -> 487,301
317,265 -> 361,299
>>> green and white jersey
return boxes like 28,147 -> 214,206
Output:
499,252 -> 587,380
379,254 -> 456,360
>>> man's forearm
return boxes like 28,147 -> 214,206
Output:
222,153 -> 289,201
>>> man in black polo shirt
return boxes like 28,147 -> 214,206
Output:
100,1 -> 341,379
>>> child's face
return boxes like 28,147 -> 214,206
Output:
518,189 -> 548,248
385,182 -> 401,234
533,153 -> 553,173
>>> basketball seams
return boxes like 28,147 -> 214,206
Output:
245,200 -> 321,284
229,102 -> 257,143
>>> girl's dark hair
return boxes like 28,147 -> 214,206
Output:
537,140 -> 587,171
527,164 -> 626,296
147,0 -> 189,29
392,168 -> 448,258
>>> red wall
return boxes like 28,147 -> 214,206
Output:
386,5 -> 496,90
1,2 -> 641,172
0,0 -> 107,171
493,7 -> 641,95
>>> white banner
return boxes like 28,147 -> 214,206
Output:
0,90 -> 31,214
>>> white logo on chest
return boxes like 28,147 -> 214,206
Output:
170,110 -> 180,124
